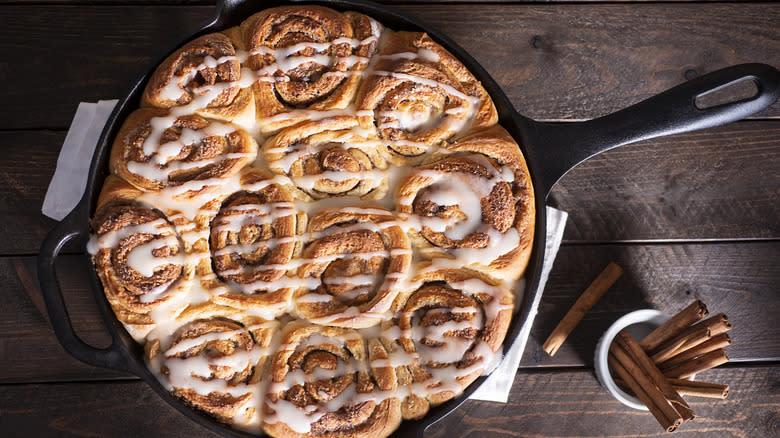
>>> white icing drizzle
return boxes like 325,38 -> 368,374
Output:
89,12 -> 535,434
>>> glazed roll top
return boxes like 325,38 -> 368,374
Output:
397,126 -> 535,280
110,108 -> 257,195
263,323 -> 401,438
357,31 -> 498,163
294,208 -> 412,328
379,266 -> 514,419
147,316 -> 279,427
263,116 -> 389,200
239,6 -> 382,134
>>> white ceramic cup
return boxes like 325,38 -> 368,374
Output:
594,309 -> 671,410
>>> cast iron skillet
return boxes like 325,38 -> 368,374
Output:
38,0 -> 780,437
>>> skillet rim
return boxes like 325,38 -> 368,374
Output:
71,1 -> 549,436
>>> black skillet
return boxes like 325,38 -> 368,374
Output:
38,0 -> 780,437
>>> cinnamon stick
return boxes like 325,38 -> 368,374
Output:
640,300 -> 708,352
650,325 -> 711,364
659,333 -> 731,370
608,353 -> 682,433
650,313 -> 731,362
543,263 -> 623,356
668,378 -> 729,399
664,349 -> 729,379
614,330 -> 695,421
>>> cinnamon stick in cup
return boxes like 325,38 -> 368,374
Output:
659,333 -> 731,370
664,349 -> 729,379
640,300 -> 708,352
650,325 -> 711,364
614,330 -> 695,421
650,313 -> 732,363
543,262 -> 623,356
668,378 -> 729,399
608,346 -> 683,432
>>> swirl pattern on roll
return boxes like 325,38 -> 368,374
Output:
397,126 -> 535,280
357,31 -> 498,163
147,316 -> 279,427
379,266 -> 514,419
294,208 -> 411,328
141,33 -> 241,114
88,177 -> 192,340
239,6 -> 382,134
110,108 -> 257,194
199,170 -> 299,317
89,5 -> 533,437
264,116 -> 389,200
263,323 -> 401,438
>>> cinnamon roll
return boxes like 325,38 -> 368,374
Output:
89,5 -> 533,436
356,31 -> 498,163
198,169 -> 300,318
293,208 -> 411,328
146,316 -> 279,427
239,6 -> 382,134
263,116 -> 389,200
109,108 -> 257,195
379,266 -> 514,419
397,126 -> 535,281
141,32 -> 254,125
88,176 -> 193,340
263,322 -> 401,438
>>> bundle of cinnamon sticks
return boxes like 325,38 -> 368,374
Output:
610,300 -> 732,432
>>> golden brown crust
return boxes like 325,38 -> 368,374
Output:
90,178 -> 192,340
90,5 -> 531,436
381,266 -> 514,419
356,31 -> 498,164
397,125 -> 535,281
263,322 -> 402,438
109,108 -> 257,193
293,208 -> 411,328
198,169 -> 298,316
240,6 -> 381,134
146,316 -> 279,425
142,33 -> 241,109
263,116 -> 389,201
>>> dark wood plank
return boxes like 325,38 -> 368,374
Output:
427,366 -> 780,438
4,121 -> 779,254
0,255 -> 129,383
0,4 -> 777,130
522,241 -> 780,368
0,131 -> 64,255
0,366 -> 776,437
4,241 -> 777,383
549,121 -> 780,242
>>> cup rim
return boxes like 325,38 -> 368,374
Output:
594,309 -> 671,410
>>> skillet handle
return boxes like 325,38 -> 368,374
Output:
37,210 -> 137,375
528,63 -> 780,197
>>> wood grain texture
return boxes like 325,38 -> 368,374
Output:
426,366 -> 780,438
0,131 -> 65,255
4,241 -> 777,382
0,4 -> 777,130
0,366 -> 776,438
522,242 -> 780,368
549,121 -> 780,242
0,255 -> 128,383
6,121 -> 779,254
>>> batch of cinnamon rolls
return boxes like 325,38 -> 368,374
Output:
87,5 -> 535,437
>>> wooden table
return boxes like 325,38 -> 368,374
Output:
1,1 -> 778,436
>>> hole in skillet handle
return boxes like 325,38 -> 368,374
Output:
36,204 -> 140,376
694,77 -> 760,110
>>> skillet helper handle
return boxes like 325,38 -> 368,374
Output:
531,63 -> 780,196
37,211 -> 137,375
